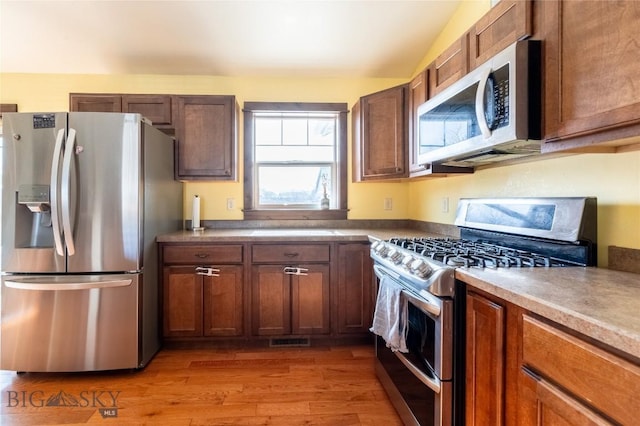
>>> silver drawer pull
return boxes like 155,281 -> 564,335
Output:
195,266 -> 220,277
283,267 -> 308,276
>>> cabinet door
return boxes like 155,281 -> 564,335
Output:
69,94 -> 122,112
252,265 -> 291,336
174,95 -> 237,180
163,266 -> 203,337
203,265 -> 244,336
469,0 -> 532,69
429,34 -> 469,97
352,84 -> 408,181
542,0 -> 640,152
122,95 -> 173,126
466,291 -> 505,426
336,243 -> 373,334
291,264 -> 330,335
529,375 -> 613,426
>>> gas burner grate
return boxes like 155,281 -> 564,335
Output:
386,237 -> 570,268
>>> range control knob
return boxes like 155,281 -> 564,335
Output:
401,254 -> 414,269
410,259 -> 433,278
375,242 -> 389,257
387,248 -> 404,264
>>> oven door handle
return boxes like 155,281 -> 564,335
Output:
373,264 -> 402,281
394,351 -> 442,394
373,264 -> 442,318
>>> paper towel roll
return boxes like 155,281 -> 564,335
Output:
192,195 -> 201,229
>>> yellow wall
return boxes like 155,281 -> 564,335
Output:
2,0 -> 639,266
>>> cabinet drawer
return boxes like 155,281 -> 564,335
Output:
252,244 -> 330,263
522,314 -> 640,426
163,245 -> 243,264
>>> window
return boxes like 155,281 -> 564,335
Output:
243,102 -> 348,220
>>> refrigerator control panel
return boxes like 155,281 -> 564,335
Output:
33,113 -> 56,129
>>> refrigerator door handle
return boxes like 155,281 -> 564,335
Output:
61,128 -> 77,256
5,277 -> 132,291
50,128 -> 66,256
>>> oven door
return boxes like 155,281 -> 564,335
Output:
373,265 -> 454,426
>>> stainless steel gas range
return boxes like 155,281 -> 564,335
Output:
370,197 -> 597,426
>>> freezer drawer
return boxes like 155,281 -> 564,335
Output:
0,274 -> 139,372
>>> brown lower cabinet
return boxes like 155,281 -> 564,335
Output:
160,240 -> 373,343
161,244 -> 245,338
336,242 -> 373,334
519,314 -> 640,426
464,283 -> 640,426
251,263 -> 330,336
466,291 -> 506,426
163,264 -> 243,337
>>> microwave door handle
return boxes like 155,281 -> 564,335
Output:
61,128 -> 76,256
50,129 -> 65,256
475,67 -> 493,139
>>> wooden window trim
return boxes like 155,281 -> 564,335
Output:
243,102 -> 348,221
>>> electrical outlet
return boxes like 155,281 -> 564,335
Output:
226,198 -> 235,210
384,198 -> 393,211
441,197 -> 449,213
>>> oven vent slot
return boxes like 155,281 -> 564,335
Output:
269,338 -> 310,348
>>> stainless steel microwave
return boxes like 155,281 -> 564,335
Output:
416,40 -> 542,168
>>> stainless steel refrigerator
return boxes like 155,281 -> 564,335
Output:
0,112 -> 183,372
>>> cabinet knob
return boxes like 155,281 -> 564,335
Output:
195,253 -> 210,259
284,252 -> 299,258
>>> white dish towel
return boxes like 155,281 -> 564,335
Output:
370,275 -> 409,353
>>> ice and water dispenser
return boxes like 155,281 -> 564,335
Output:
15,183 -> 54,248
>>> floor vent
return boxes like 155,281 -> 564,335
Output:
269,338 -> 311,348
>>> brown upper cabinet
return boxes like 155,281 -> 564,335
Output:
429,33 -> 470,97
70,93 -> 239,181
540,0 -> 640,153
0,104 -> 18,117
173,95 -> 238,181
469,0 -> 532,69
70,93 -> 173,131
70,93 -> 121,113
123,95 -> 172,126
352,84 -> 409,181
426,0 -> 532,108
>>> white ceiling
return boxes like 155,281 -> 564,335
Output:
0,0 -> 462,78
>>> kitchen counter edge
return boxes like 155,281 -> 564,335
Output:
156,228 -> 439,243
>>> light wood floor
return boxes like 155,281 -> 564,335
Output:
0,345 -> 402,425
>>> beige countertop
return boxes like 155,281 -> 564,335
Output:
156,228 -> 442,243
457,266 -> 640,361
157,227 -> 640,361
